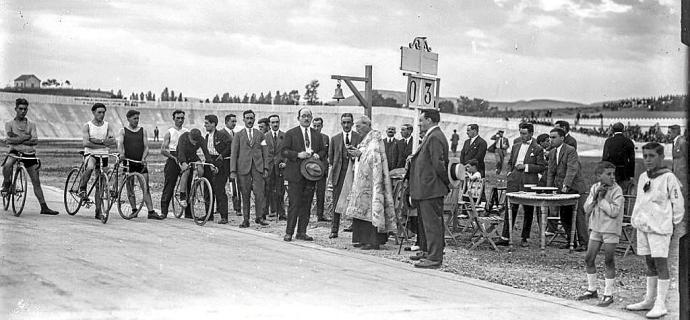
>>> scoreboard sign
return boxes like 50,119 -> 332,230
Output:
406,75 -> 437,108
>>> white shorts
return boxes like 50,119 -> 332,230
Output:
636,230 -> 672,258
589,231 -> 620,244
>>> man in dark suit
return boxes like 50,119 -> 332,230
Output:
396,123 -> 414,167
450,129 -> 460,154
496,123 -> 547,247
555,120 -> 577,150
602,122 -> 636,194
223,114 -> 242,215
202,115 -> 232,224
230,110 -> 269,228
328,113 -> 361,239
312,117 -> 330,222
459,124 -> 488,177
408,109 -> 450,269
263,114 -> 286,220
384,126 -> 400,170
281,108 -> 327,242
547,127 -> 588,250
490,130 -> 510,175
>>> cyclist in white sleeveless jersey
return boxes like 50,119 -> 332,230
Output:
79,103 -> 116,219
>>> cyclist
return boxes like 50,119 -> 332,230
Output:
116,109 -> 162,220
1,98 -> 59,215
79,103 -> 117,219
176,128 -> 215,219
160,110 -> 188,218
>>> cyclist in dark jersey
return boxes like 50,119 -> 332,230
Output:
116,110 -> 162,219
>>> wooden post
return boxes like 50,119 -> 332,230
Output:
365,65 -> 372,119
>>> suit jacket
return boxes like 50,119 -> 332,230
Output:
547,143 -> 586,193
450,133 -> 460,145
320,133 -> 330,168
506,140 -> 547,192
204,129 -> 232,161
384,137 -> 399,170
329,130 -> 362,187
222,127 -> 236,157
459,136 -> 488,176
564,134 -> 577,150
396,137 -> 413,168
230,127 -> 268,175
176,131 -> 209,164
264,130 -> 285,172
281,126 -> 327,183
672,136 -> 688,181
409,126 -> 450,200
490,134 -> 510,151
602,133 -> 635,182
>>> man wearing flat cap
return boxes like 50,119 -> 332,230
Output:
203,114 -> 232,224
281,108 -> 327,242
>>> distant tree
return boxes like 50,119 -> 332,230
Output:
371,91 -> 401,108
178,92 -> 183,102
282,92 -> 289,105
64,80 -> 71,86
234,96 -> 240,103
303,80 -> 320,105
242,94 -> 249,103
258,92 -> 265,104
212,94 -> 220,103
205,98 -> 210,103
130,93 -> 137,100
221,92 -> 231,103
273,91 -> 282,104
41,79 -> 60,87
161,87 -> 169,101
438,100 -> 455,113
146,91 -> 153,101
171,90 -> 176,101
250,93 -> 257,104
265,91 -> 272,104
152,93 -> 156,101
140,92 -> 145,101
288,90 -> 300,105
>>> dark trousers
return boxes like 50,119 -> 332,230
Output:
330,164 -> 350,233
407,214 -> 427,249
263,166 -> 285,217
451,143 -> 458,153
238,167 -> 265,222
315,175 -> 327,218
225,159 -> 241,213
161,155 -> 190,217
286,180 -> 316,236
415,197 -> 444,262
501,204 -> 535,240
204,158 -> 228,220
560,192 -> 589,246
495,149 -> 506,172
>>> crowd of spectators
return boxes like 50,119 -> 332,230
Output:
573,123 -> 687,143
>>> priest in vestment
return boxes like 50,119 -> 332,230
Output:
344,115 -> 397,250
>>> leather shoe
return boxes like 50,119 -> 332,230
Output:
558,243 -> 572,250
414,259 -> 441,269
40,208 -> 59,215
353,243 -> 363,248
283,234 -> 292,242
328,232 -> 338,239
147,211 -> 164,220
255,218 -> 269,226
597,295 -> 614,307
235,212 -> 243,216
575,245 -> 587,252
295,234 -> 314,241
317,217 -> 331,222
239,221 -> 250,228
278,215 -> 287,221
495,238 -> 509,246
218,218 -> 228,224
409,252 -> 427,261
520,239 -> 529,247
343,226 -> 353,232
360,244 -> 380,250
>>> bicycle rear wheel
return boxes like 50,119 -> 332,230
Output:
191,178 -> 213,226
172,176 -> 184,218
63,168 -> 83,215
117,173 -> 146,220
95,172 -> 110,224
11,166 -> 28,217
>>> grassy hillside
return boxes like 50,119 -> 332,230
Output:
488,99 -> 590,111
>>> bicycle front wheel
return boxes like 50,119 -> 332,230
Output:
117,173 -> 146,220
191,178 -> 213,226
96,172 -> 110,224
11,166 -> 28,217
64,168 -> 83,215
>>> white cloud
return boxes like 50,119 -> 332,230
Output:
536,0 -> 632,18
528,15 -> 562,28
465,29 -> 487,38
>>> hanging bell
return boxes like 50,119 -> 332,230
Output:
332,81 -> 345,101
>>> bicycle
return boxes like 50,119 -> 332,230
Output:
173,161 -> 215,226
63,152 -> 117,224
114,158 -> 148,220
1,152 -> 37,216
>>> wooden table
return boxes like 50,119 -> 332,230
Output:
506,192 -> 580,252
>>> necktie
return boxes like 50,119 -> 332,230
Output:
273,132 -> 277,142
345,133 -> 350,145
248,129 -> 253,146
304,128 -> 310,149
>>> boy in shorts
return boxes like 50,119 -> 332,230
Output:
626,142 -> 684,318
576,161 -> 624,307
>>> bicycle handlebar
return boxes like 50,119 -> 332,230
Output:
186,161 -> 217,171
7,154 -> 39,161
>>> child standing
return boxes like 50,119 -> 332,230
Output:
576,161 -> 624,307
626,142 -> 684,318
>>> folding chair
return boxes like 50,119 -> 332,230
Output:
618,195 -> 636,256
457,178 -> 486,232
442,185 -> 462,245
463,179 -> 502,251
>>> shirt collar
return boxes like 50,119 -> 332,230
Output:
521,139 -> 532,145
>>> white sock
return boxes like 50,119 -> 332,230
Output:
604,278 -> 615,296
587,273 -> 597,291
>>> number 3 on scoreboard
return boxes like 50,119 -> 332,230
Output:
423,81 -> 433,105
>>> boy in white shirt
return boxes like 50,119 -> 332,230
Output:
577,161 -> 624,307
626,142 -> 684,318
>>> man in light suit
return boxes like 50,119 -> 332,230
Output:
669,124 -> 688,193
547,127 -> 588,250
496,123 -> 547,247
384,126 -> 400,170
263,114 -> 286,220
281,108 -> 327,242
408,109 -> 450,269
328,113 -> 361,238
459,124 -> 488,177
312,117 -> 330,222
230,109 -> 269,228
491,130 -> 510,175
223,114 -> 242,215
202,115 -> 232,224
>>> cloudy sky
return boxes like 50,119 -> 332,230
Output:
0,0 -> 685,103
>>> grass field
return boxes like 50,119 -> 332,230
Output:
25,143 -> 682,315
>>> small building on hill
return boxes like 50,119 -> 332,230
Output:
14,75 -> 41,88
